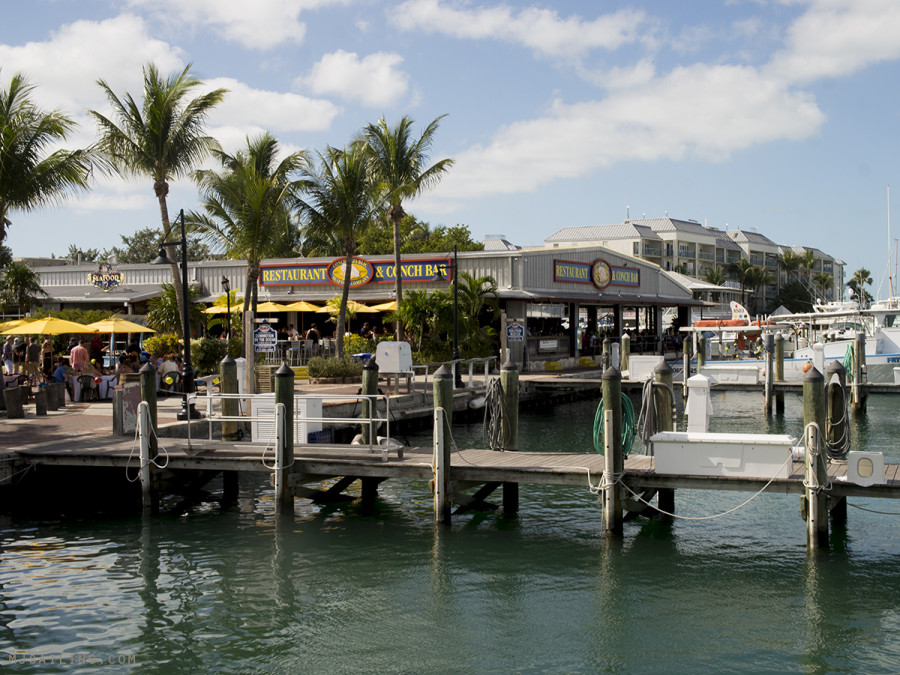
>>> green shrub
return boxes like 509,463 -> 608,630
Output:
191,337 -> 230,375
143,333 -> 182,358
342,333 -> 375,355
307,355 -> 364,379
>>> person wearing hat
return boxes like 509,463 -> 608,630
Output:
2,336 -> 13,375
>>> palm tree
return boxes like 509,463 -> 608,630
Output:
361,115 -> 454,340
848,268 -> 873,308
189,133 -> 306,314
0,72 -> 95,244
90,63 -> 226,339
701,268 -> 727,286
297,144 -> 385,357
813,272 -> 834,301
744,266 -> 776,314
146,282 -> 205,335
725,258 -> 754,307
0,260 -> 46,313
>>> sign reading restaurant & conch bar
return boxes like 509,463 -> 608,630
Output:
553,259 -> 640,290
259,257 -> 452,288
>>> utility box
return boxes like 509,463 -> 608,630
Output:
700,363 -> 760,385
376,341 -> 413,374
627,355 -> 664,381
250,394 -> 322,444
651,431 -> 796,479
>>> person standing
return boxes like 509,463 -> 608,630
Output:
70,339 -> 89,372
2,336 -> 13,375
24,337 -> 41,385
41,338 -> 53,382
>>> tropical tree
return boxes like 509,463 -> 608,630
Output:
725,258 -> 754,307
355,216 -> 483,256
389,288 -> 451,352
455,271 -> 500,357
361,115 -> 454,340
744,266 -> 776,314
813,272 -> 834,301
90,63 -> 226,339
0,260 -> 46,313
146,282 -> 205,335
0,72 -> 95,244
297,143 -> 385,357
848,268 -> 873,308
60,245 -> 102,264
189,133 -> 306,315
701,267 -> 727,286
205,289 -> 243,339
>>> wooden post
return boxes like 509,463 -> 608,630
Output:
654,361 -> 675,515
602,366 -> 623,536
825,360 -> 848,526
34,387 -> 47,416
764,332 -> 774,415
697,336 -> 706,370
500,360 -> 519,516
220,355 -> 239,441
803,366 -> 828,551
274,363 -> 295,515
44,383 -> 59,411
620,333 -> 631,376
432,365 -> 453,524
852,331 -> 867,414
138,401 -> 156,514
774,333 -> 785,413
139,362 -> 158,461
682,338 -> 692,397
361,356 -> 379,445
244,310 -> 257,396
2,387 -> 24,419
602,337 -> 611,371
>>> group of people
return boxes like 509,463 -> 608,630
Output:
3,335 -> 55,386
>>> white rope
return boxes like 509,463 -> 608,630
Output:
847,502 -> 900,516
802,422 -> 832,494
615,452 -> 794,521
125,415 -> 171,483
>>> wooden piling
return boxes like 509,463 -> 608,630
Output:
45,383 -> 59,411
764,333 -> 775,415
34,387 -> 47,416
774,334 -> 785,413
220,356 -> 240,441
361,356 -> 379,445
620,333 -> 631,375
654,361 -> 675,515
602,337 -> 611,371
274,363 -> 295,515
852,331 -> 867,414
825,360 -> 849,526
500,360 -> 520,516
433,365 -> 453,524
139,363 -> 158,460
697,337 -> 706,370
3,387 -> 24,418
602,366 -> 623,536
803,367 -> 828,550
682,339 -> 692,397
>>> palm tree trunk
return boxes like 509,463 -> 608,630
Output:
391,208 -> 404,341
337,254 -> 353,358
157,193 -> 186,341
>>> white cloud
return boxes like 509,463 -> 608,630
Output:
430,64 -> 824,202
126,0 -> 348,50
770,0 -> 900,82
202,77 -> 341,133
392,0 -> 648,59
0,15 -> 184,112
295,50 -> 409,107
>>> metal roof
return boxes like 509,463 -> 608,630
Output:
727,229 -> 778,246
545,223 -> 661,242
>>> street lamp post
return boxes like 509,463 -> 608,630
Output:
153,208 -> 200,420
222,276 -> 231,340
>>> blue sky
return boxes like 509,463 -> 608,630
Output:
4,0 -> 900,296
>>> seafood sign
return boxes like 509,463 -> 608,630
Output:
259,257 -> 452,287
89,263 -> 124,292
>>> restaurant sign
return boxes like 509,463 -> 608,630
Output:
260,257 -> 451,288
553,259 -> 640,290
89,263 -> 124,292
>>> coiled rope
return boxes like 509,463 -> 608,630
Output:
634,377 -> 677,453
825,377 -> 850,460
482,376 -> 510,451
592,393 -> 636,456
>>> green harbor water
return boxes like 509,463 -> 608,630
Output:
3,390 -> 900,673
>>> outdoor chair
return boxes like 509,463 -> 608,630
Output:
78,375 -> 99,402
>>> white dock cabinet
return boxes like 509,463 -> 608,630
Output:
250,394 -> 323,444
651,431 -> 796,479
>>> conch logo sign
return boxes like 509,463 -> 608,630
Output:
326,257 -> 374,288
89,263 -> 124,292
591,260 -> 611,289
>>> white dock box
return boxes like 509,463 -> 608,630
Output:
250,394 -> 322,444
375,341 -> 413,374
627,355 -> 664,381
699,363 -> 760,384
651,431 -> 795,479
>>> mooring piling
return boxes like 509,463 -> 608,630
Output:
774,333 -> 785,413
654,361 -> 675,515
220,355 -> 240,441
274,363 -> 295,515
620,333 -> 631,374
803,366 -> 829,550
602,366 -> 624,536
682,339 -> 692,397
140,363 -> 158,460
432,365 -> 453,524
500,360 -> 520,516
361,356 -> 379,444
764,333 -> 775,415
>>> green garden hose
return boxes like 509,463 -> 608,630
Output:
593,393 -> 636,457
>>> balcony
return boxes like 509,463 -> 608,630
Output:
642,246 -> 661,257
677,248 -> 695,258
698,251 -> 715,261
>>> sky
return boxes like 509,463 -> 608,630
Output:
4,0 -> 900,297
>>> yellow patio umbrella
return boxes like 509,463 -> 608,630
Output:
3,317 -> 95,335
316,300 -> 379,314
370,300 -> 398,312
204,305 -> 241,314
282,300 -> 322,312
0,318 -> 33,333
84,318 -> 155,334
254,301 -> 291,312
